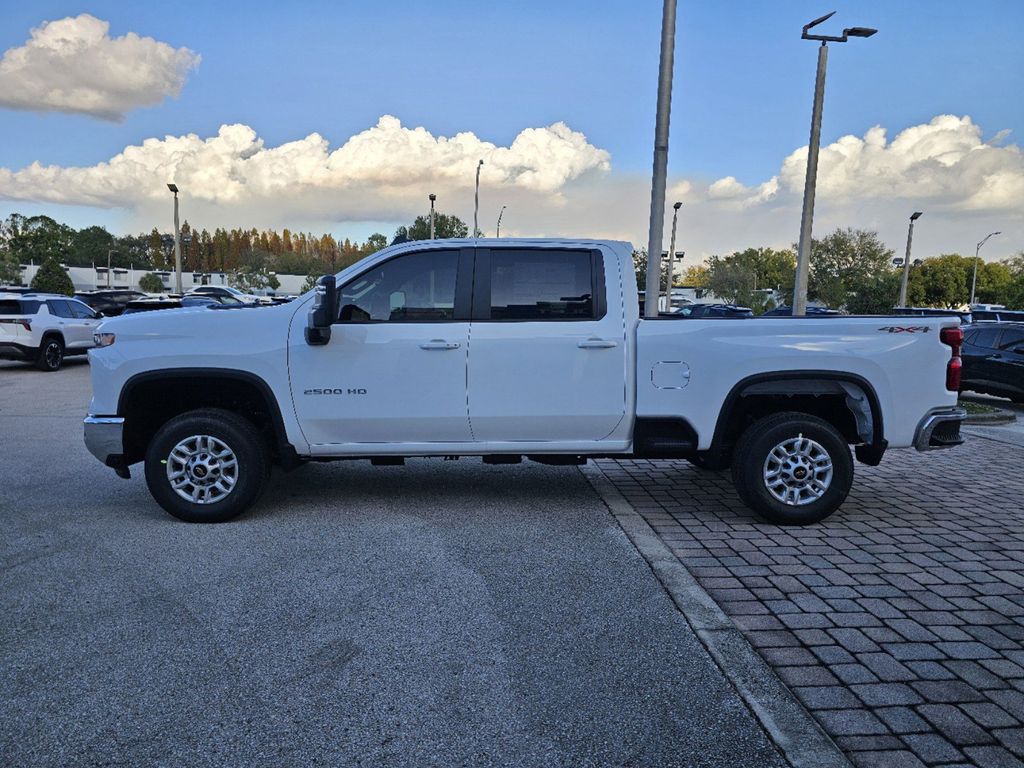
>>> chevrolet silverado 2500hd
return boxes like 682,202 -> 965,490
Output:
84,239 -> 966,525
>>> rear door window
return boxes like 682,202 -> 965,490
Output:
486,249 -> 596,320
972,327 -> 1001,349
47,300 -> 75,318
999,329 -> 1024,351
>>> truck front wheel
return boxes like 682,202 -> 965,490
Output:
144,408 -> 270,523
731,412 -> 853,526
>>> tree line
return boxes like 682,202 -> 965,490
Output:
635,227 -> 1024,313
0,211 -> 469,292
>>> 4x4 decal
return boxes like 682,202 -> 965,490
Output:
878,326 -> 930,334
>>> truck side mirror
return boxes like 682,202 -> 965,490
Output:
305,275 -> 337,346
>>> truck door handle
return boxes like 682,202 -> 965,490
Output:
578,338 -> 617,349
419,339 -> 460,350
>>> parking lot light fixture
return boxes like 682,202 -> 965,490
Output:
792,11 -> 877,316
474,160 -> 484,238
167,183 -> 182,294
664,202 -> 682,308
970,231 -> 1001,307
898,212 -> 923,307
496,205 -> 507,238
428,193 -> 436,239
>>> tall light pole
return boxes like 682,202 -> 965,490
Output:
474,160 -> 484,237
167,183 -> 182,294
643,0 -> 678,319
970,231 -> 1001,307
792,12 -> 877,316
496,205 -> 507,237
897,211 -> 923,308
664,202 -> 682,308
106,249 -> 117,288
428,193 -> 436,239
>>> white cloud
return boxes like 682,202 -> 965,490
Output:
0,14 -> 199,120
0,116 -> 611,210
712,115 -> 1024,212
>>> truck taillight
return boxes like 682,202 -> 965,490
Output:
940,327 -> 963,392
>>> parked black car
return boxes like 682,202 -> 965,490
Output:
961,322 -> 1024,403
122,296 -> 219,314
76,290 -> 147,316
762,305 -> 840,317
674,303 -> 753,319
893,306 -> 973,324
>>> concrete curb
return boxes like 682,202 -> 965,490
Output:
963,408 -> 1017,426
581,462 -> 852,768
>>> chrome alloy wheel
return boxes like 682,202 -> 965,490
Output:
762,435 -> 833,506
166,435 -> 239,505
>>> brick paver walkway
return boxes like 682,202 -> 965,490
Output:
597,435 -> 1024,768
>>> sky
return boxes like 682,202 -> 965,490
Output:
0,0 -> 1021,269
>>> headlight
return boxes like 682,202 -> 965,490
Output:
94,332 -> 116,347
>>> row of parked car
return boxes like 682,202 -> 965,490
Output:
0,286 -> 296,371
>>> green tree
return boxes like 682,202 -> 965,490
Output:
1004,253 -> 1024,310
632,248 -> 669,293
707,247 -> 796,312
680,263 -> 710,287
906,254 -> 970,308
400,212 -> 468,241
68,225 -> 116,268
138,272 -> 166,293
4,214 -> 74,265
808,228 -> 895,310
231,249 -> 280,293
0,253 -> 22,285
30,256 -> 75,295
364,232 -> 389,253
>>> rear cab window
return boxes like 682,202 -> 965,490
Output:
480,248 -> 604,321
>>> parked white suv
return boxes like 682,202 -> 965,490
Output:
0,293 -> 102,371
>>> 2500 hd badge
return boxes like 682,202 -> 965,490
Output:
304,388 -> 367,395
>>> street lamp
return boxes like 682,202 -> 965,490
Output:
792,11 -> 877,316
897,211 -> 923,308
107,249 -> 117,288
428,193 -> 436,239
970,231 -> 1001,307
167,183 -> 182,294
643,0 -> 678,319
664,202 -> 682,307
496,205 -> 507,237
474,160 -> 484,238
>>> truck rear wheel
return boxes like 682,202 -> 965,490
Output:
731,412 -> 852,526
144,408 -> 270,523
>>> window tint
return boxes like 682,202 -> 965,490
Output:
972,327 -> 1001,349
1000,329 -> 1024,350
339,249 -> 458,322
489,249 -> 593,320
963,328 -> 979,345
68,300 -> 98,319
0,300 -> 21,314
48,300 -> 75,318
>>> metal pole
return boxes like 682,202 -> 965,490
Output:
496,205 -> 506,237
107,249 -> 113,288
793,41 -> 828,316
474,160 -> 483,237
665,202 -> 681,309
429,193 -> 436,239
898,215 -> 919,307
970,232 -> 1001,307
172,191 -> 182,294
643,0 -> 678,319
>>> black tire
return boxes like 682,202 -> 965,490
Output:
730,411 -> 853,526
35,336 -> 64,371
144,408 -> 270,523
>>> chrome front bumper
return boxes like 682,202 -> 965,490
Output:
84,415 -> 125,465
914,407 -> 967,451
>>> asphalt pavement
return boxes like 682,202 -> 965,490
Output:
0,359 -> 786,767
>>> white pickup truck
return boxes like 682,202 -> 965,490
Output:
84,238 -> 966,525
